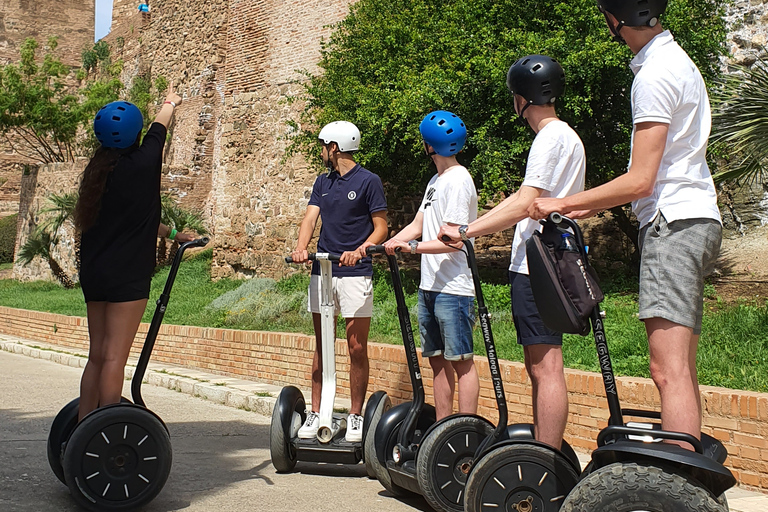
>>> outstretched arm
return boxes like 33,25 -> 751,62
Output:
154,82 -> 182,129
529,122 -> 668,219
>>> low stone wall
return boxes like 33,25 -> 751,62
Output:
1,305 -> 766,491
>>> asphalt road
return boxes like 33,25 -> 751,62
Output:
0,350 -> 428,512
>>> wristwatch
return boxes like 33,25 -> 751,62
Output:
408,240 -> 419,254
458,225 -> 469,241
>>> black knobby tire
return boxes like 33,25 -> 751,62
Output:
464,443 -> 580,512
63,405 -> 172,512
416,415 -> 494,512
269,387 -> 305,473
47,398 -> 81,485
363,394 -> 391,479
559,462 -> 728,512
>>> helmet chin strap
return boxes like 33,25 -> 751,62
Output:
604,12 -> 626,44
517,100 -> 533,127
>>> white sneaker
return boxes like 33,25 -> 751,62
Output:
345,414 -> 364,443
298,411 -> 319,439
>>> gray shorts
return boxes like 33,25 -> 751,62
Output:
638,213 -> 721,334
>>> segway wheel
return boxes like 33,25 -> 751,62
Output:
62,404 -> 172,512
464,443 -> 580,512
363,393 -> 391,479
47,398 -> 81,484
269,386 -> 305,473
559,462 -> 728,512
416,415 -> 494,512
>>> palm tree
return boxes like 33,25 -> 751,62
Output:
711,60 -> 768,185
39,192 -> 80,271
158,193 -> 208,266
16,228 -> 75,288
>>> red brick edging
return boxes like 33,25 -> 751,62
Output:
1,306 -> 766,490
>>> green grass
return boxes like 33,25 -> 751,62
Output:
1,250 -> 767,392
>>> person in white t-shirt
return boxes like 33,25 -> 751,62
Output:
440,55 -> 585,449
384,110 -> 479,421
530,0 -> 722,449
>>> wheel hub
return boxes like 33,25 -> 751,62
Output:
509,493 -> 539,512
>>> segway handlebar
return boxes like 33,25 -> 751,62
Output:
365,245 -> 402,255
284,252 -> 341,263
132,236 -> 210,407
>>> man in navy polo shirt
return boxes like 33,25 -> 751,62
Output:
291,121 -> 388,443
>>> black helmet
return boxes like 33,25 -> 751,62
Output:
506,55 -> 565,105
597,0 -> 668,28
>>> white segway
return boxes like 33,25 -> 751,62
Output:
270,252 -> 389,474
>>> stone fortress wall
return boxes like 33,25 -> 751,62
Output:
7,0 -> 768,279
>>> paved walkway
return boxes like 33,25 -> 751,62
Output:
1,333 -> 766,512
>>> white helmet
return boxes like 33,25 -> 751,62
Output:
318,121 -> 360,152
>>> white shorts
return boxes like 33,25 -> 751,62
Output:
308,275 -> 373,318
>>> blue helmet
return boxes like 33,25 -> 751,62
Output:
93,101 -> 144,149
419,110 -> 467,157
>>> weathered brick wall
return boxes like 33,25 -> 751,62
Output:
210,0 -> 356,278
0,162 -> 25,217
2,305 -> 767,491
0,0 -> 94,67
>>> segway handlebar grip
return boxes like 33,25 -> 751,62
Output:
285,252 -> 342,264
366,245 -> 402,255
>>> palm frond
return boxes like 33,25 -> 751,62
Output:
39,191 -> 78,233
711,59 -> 768,186
16,228 -> 55,265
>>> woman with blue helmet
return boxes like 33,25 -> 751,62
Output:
384,110 -> 480,423
73,86 -> 193,421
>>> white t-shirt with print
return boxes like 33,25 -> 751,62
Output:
509,120 -> 586,275
419,165 -> 478,296
628,30 -> 721,228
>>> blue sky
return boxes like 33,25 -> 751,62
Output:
95,0 -> 113,41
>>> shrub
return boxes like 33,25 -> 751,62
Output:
0,214 -> 17,264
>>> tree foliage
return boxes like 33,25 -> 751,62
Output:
710,58 -> 768,186
0,37 -> 122,163
291,0 -> 728,203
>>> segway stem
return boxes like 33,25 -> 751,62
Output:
366,245 -> 425,455
462,240 -> 509,446
131,237 -> 209,407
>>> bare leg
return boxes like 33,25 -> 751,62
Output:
97,300 -> 148,407
524,344 -> 568,449
310,313 -> 324,412
346,317 -> 370,416
452,359 -> 479,415
646,317 -> 700,449
79,302 -> 108,421
429,355 -> 455,420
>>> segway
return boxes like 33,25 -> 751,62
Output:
270,252 -> 389,474
414,237 -> 582,512
522,214 -> 735,512
46,237 -> 209,511
366,245 -> 437,497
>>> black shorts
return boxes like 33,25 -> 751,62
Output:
81,278 -> 151,303
509,271 -> 563,346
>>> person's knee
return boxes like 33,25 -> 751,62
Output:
649,356 -> 691,390
451,359 -> 476,378
348,341 -> 368,365
527,349 -> 564,385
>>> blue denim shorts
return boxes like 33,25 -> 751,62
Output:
418,289 -> 475,361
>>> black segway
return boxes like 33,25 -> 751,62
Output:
527,214 -> 735,512
366,245 -> 437,497
415,237 -> 582,512
47,237 -> 209,511
270,252 -> 389,475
